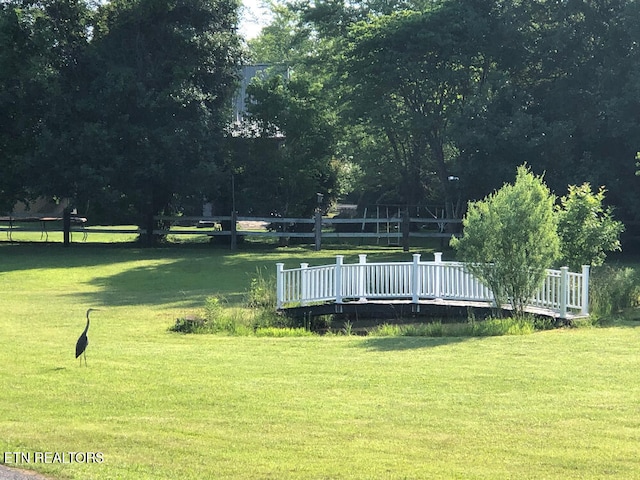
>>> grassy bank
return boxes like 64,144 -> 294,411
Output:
1,244 -> 639,479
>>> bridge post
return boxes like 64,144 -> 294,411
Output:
581,265 -> 590,316
560,266 -> 569,319
434,252 -> 442,300
412,254 -> 421,306
300,263 -> 309,306
276,263 -> 284,309
335,255 -> 344,305
358,254 -> 367,301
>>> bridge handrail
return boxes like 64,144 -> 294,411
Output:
276,253 -> 590,319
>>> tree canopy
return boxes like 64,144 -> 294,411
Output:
257,0 -> 640,231
1,0 -> 241,234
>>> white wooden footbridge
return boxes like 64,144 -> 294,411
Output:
276,253 -> 590,320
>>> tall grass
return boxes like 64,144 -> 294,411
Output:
371,316 -> 538,337
589,265 -> 640,317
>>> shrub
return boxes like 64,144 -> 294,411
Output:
170,296 -> 255,335
589,265 -> 640,317
171,266 -> 298,336
556,183 -> 624,271
252,308 -> 292,330
451,164 -> 560,316
169,316 -> 208,334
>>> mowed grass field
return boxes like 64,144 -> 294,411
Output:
1,243 -> 640,479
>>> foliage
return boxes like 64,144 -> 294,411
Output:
4,0 -> 640,231
170,295 -> 250,334
244,266 -> 296,330
169,315 -> 208,333
556,183 -> 624,270
589,265 -> 640,317
514,0 -> 640,219
254,0 -> 640,223
451,165 -> 560,316
339,2 -> 499,214
0,0 -> 242,233
172,267 -> 296,335
234,73 -> 338,217
245,266 -> 277,309
246,0 -> 314,66
0,0 -> 92,213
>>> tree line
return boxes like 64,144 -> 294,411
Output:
1,0 -> 639,246
246,0 -> 640,231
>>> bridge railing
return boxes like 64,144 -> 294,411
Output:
276,253 -> 590,319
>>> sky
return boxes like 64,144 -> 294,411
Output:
239,0 -> 272,40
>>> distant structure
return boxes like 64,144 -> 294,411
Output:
232,64 -> 271,125
231,64 -> 289,137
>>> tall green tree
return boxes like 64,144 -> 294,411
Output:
246,0 -> 313,66
34,0 -> 241,235
339,1 -> 501,216
557,184 -> 624,271
0,0 -> 92,213
459,0 -> 640,218
0,2 -> 37,213
231,73 -> 338,217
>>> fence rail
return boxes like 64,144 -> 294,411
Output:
1,213 -> 460,250
276,253 -> 590,319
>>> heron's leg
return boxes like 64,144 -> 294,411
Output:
83,351 -> 87,367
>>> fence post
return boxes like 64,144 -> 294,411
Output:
335,255 -> 343,305
276,263 -> 284,309
358,254 -> 367,301
412,253 -> 421,306
560,266 -> 569,319
300,263 -> 309,306
402,208 -> 410,252
314,209 -> 322,251
230,210 -> 237,251
581,265 -> 590,316
434,252 -> 442,300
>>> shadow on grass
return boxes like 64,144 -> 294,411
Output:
69,245 -> 356,308
0,242 -> 142,273
0,242 -> 465,312
359,335 -> 470,351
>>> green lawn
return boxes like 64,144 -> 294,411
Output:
1,243 -> 640,479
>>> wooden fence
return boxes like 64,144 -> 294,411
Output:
276,253 -> 590,319
1,212 -> 461,250
155,213 -> 461,250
